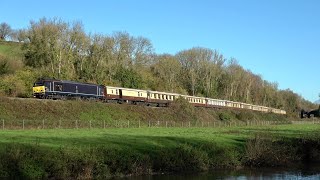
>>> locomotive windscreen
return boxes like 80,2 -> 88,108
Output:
34,81 -> 43,86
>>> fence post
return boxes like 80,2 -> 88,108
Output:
189,121 -> 190,128
213,122 -> 215,128
42,119 -> 45,129
90,120 -> 92,129
59,119 -> 61,129
166,121 -> 168,128
149,121 -> 151,127
23,119 -> 25,130
128,120 -> 130,128
76,120 -> 78,129
2,119 -> 4,130
139,120 -> 140,128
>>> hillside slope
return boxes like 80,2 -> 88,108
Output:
0,41 -> 23,58
0,97 -> 290,129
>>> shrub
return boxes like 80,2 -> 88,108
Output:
0,67 -> 42,97
218,111 -> 233,121
236,111 -> 256,121
169,96 -> 197,122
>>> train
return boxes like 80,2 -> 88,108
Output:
32,78 -> 287,115
300,106 -> 320,118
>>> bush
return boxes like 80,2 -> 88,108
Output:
218,111 -> 233,121
236,111 -> 256,121
243,134 -> 300,167
0,67 -> 42,97
169,96 -> 197,122
0,55 -> 23,75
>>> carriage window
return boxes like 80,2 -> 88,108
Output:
112,90 -> 114,94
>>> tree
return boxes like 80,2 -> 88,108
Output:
152,54 -> 181,92
114,66 -> 143,88
176,48 -> 201,96
0,22 -> 12,40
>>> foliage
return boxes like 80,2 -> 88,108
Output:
0,18 -> 316,116
169,96 -> 197,122
219,111 -> 234,121
113,66 -> 143,89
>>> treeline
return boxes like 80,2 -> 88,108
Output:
0,18 -> 315,115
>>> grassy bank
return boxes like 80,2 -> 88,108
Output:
0,97 -> 290,128
0,125 -> 320,178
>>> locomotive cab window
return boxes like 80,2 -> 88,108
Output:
55,84 -> 63,91
34,82 -> 43,86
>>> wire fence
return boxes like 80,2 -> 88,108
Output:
1,119 -> 318,130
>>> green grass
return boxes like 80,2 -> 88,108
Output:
0,41 -> 23,58
0,124 -> 319,149
0,124 -> 320,178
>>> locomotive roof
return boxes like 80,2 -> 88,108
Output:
37,78 -> 103,86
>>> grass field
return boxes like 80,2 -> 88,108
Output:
0,123 -> 320,178
0,124 -> 319,149
0,41 -> 23,58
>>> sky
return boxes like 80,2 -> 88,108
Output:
1,0 -> 320,102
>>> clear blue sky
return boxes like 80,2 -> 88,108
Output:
2,0 -> 319,102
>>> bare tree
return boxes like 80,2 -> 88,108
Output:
11,29 -> 28,42
0,22 -> 12,40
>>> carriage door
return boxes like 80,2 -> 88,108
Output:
147,91 -> 150,100
119,89 -> 123,99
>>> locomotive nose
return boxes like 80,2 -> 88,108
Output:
33,86 -> 45,93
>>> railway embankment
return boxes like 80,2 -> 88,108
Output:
0,96 -> 290,128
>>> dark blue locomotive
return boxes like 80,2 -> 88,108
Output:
33,78 -> 105,100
